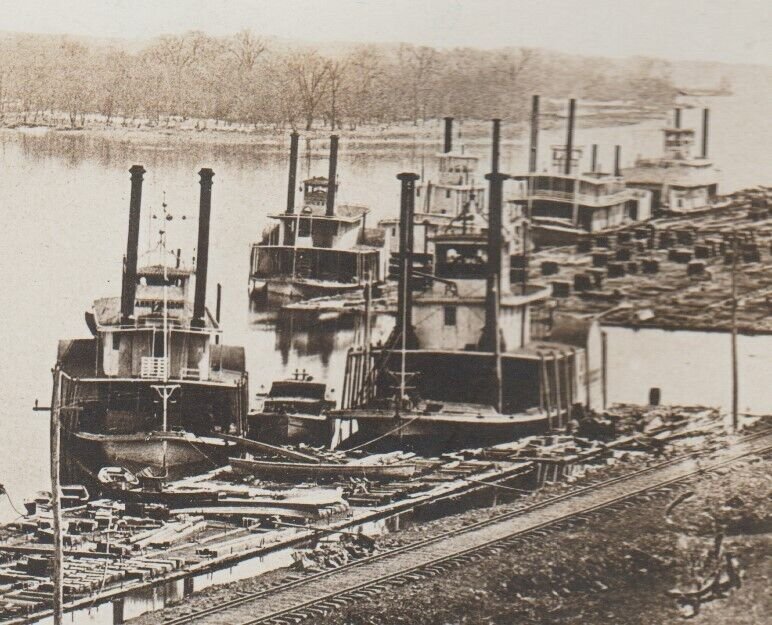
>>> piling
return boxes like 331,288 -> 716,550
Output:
701,108 -> 710,159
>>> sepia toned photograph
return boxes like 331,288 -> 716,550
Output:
0,1 -> 769,623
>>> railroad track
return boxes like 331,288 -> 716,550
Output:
163,427 -> 771,625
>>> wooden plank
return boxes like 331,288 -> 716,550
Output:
213,433 -> 321,464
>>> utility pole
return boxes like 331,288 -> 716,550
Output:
730,232 -> 739,432
50,368 -> 64,625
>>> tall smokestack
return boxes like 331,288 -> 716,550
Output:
701,108 -> 710,158
388,172 -> 420,350
193,168 -> 214,326
325,135 -> 338,217
443,116 -> 453,153
565,99 -> 576,175
482,121 -> 509,355
614,145 -> 621,177
591,144 -> 598,173
674,107 -> 681,129
121,165 -> 145,321
491,118 -> 501,174
286,131 -> 299,215
529,95 -> 539,173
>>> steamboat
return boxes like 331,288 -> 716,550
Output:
249,134 -> 389,306
623,106 -> 720,215
331,121 -> 605,454
509,97 -> 653,248
378,117 -> 488,269
247,369 -> 335,445
52,166 -> 249,484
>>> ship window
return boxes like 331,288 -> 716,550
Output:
392,227 -> 397,236
298,218 -> 311,237
416,187 -> 421,197
444,306 -> 457,326
446,189 -> 451,199
112,334 -> 120,350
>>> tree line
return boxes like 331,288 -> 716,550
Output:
0,31 -> 677,130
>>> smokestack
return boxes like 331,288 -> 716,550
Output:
565,99 -> 576,175
443,116 -> 453,153
482,121 -> 509,355
701,108 -> 710,158
193,168 -> 214,326
591,144 -> 598,173
121,165 -> 145,321
388,172 -> 420,350
674,107 -> 681,129
325,135 -> 338,217
286,131 -> 299,215
491,118 -> 501,174
529,95 -> 539,173
614,145 -> 621,177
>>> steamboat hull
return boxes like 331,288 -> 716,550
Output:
251,279 -> 363,305
72,432 -> 236,475
336,411 -> 550,453
247,412 -> 331,446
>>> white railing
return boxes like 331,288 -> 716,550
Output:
509,189 -> 631,206
180,367 -> 201,381
141,357 -> 169,380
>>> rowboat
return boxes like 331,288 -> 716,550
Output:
229,457 -> 416,481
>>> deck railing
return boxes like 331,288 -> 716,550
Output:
140,357 -> 168,380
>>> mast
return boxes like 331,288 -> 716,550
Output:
50,369 -> 64,625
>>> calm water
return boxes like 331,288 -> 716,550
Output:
1,78 -> 771,521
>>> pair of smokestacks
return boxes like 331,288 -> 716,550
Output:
674,107 -> 711,159
120,166 -> 214,327
391,118 -> 507,354
285,133 -> 339,217
532,97 -> 623,176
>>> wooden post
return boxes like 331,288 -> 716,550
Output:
601,330 -> 608,410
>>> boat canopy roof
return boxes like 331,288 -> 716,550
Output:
271,203 -> 369,223
269,380 -> 327,400
91,296 -> 218,331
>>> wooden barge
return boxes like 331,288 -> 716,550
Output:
525,187 -> 772,334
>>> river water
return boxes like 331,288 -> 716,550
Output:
1,76 -> 770,521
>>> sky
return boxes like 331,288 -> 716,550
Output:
0,0 -> 769,65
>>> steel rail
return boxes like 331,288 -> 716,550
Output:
163,427 -> 771,625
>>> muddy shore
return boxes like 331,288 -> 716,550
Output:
128,442 -> 770,625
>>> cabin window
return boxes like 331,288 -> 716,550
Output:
416,187 -> 421,197
444,305 -> 457,326
112,334 -> 120,350
392,227 -> 397,237
298,218 -> 311,237
446,189 -> 451,199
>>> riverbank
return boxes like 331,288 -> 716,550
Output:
0,101 -> 669,153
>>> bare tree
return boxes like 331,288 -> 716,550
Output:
285,50 -> 330,130
397,45 -> 439,124
325,59 -> 348,130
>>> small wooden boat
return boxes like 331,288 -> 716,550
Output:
229,457 -> 416,481
97,466 -> 139,490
